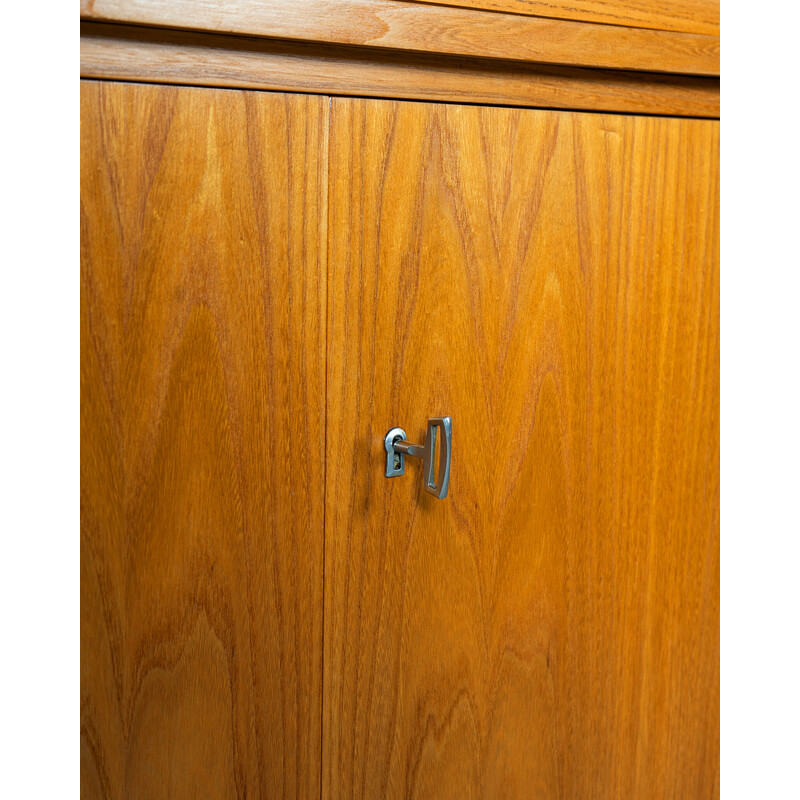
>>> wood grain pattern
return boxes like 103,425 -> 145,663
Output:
394,0 -> 719,36
80,81 -> 328,799
80,23 -> 720,119
324,97 -> 719,799
79,0 -> 720,76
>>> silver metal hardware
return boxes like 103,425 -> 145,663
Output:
384,417 -> 452,499
384,427 -> 408,478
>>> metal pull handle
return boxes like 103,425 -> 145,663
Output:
384,416 -> 452,499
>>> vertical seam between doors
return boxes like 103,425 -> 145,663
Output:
319,93 -> 333,800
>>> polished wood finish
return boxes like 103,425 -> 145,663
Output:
80,23 -> 719,119
80,81 -> 328,799
395,0 -> 719,36
324,97 -> 719,799
80,0 -> 720,76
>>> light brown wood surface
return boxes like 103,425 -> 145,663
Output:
80,0 -> 720,76
324,97 -> 719,799
80,23 -> 720,119
394,0 -> 719,36
80,81 -> 328,799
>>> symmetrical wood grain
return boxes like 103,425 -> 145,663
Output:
79,0 -> 720,76
324,98 -> 719,799
80,81 -> 328,799
395,0 -> 719,36
80,22 -> 720,119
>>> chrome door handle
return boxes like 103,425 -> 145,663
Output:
384,417 -> 452,499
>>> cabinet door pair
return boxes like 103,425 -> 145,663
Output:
81,82 -> 719,799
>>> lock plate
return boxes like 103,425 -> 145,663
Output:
384,427 -> 407,477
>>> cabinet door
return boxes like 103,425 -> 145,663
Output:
80,82 -> 327,799
324,98 -> 719,799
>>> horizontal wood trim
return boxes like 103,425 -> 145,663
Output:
80,0 -> 719,76
392,0 -> 719,36
80,23 -> 720,118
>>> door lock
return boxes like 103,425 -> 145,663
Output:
384,417 -> 452,499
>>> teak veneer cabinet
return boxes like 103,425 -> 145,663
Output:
80,2 -> 720,798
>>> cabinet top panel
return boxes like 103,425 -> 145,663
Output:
80,21 -> 719,119
80,0 -> 719,77
390,0 -> 719,37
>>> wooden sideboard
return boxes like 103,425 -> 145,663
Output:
80,2 -> 719,798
